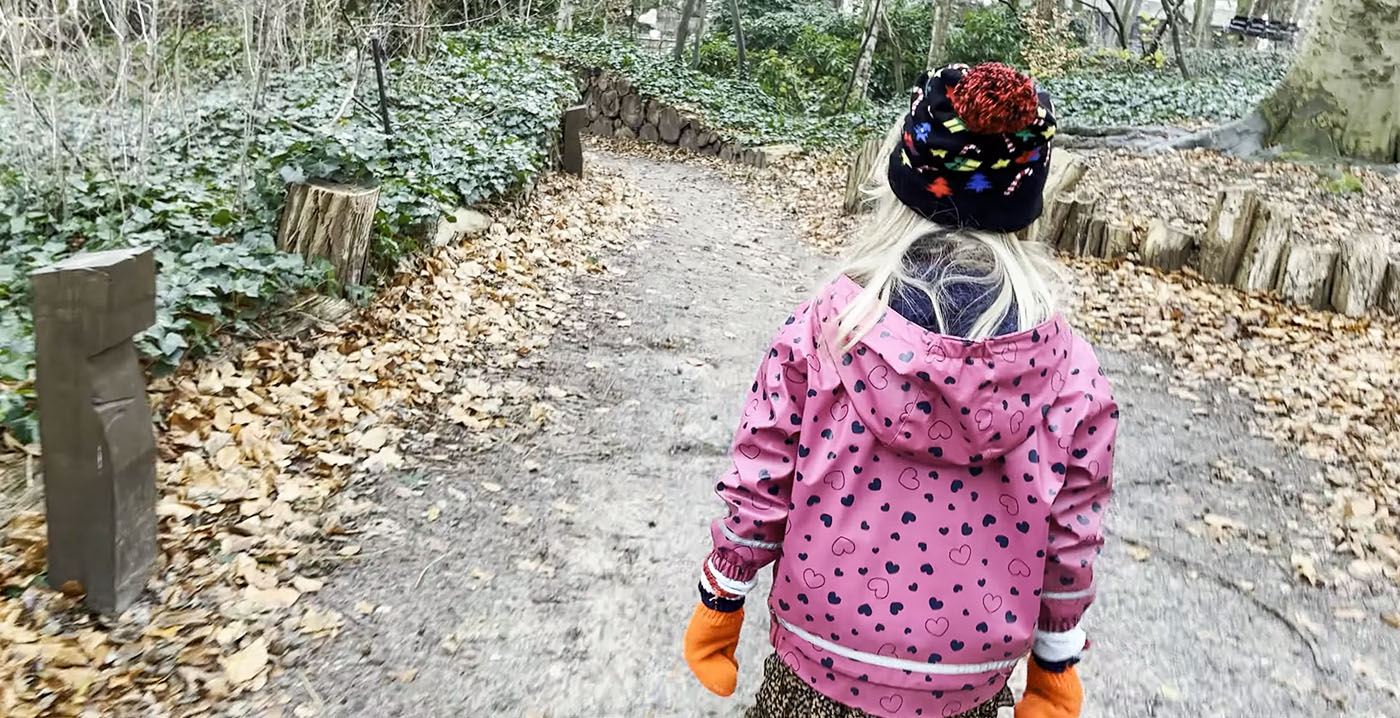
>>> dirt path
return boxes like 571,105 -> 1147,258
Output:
288,153 -> 1399,718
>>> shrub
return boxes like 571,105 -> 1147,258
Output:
0,31 -> 575,438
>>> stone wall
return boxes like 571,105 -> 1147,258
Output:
576,70 -> 796,169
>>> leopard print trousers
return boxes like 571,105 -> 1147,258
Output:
744,653 -> 1013,718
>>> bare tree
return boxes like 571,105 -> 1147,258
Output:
926,0 -> 953,70
1191,0 -> 1217,45
842,0 -> 881,109
674,0 -> 699,60
729,0 -> 746,77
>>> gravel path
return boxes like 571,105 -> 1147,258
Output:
286,152 -> 1400,718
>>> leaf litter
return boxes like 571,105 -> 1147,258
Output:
0,164 -> 648,717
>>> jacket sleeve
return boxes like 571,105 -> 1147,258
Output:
1035,383 -> 1117,659
701,305 -> 810,599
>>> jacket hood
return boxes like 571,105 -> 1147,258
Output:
813,275 -> 1075,464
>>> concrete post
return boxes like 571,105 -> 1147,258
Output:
562,105 -> 587,177
31,247 -> 158,614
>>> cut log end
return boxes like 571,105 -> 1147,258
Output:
276,181 -> 380,291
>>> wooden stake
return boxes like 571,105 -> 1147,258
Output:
1233,201 -> 1293,291
1330,233 -> 1389,316
1197,185 -> 1258,283
1276,240 -> 1340,310
1141,219 -> 1196,271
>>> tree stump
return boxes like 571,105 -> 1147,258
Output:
1056,197 -> 1098,256
1084,215 -> 1109,258
1197,185 -> 1259,283
586,117 -> 613,138
658,106 -> 685,143
719,143 -> 736,162
1141,219 -> 1196,271
1330,233 -> 1389,316
1381,256 -> 1400,314
1276,240 -> 1340,309
843,137 -> 884,215
1233,202 -> 1292,291
644,99 -> 662,127
640,123 -> 660,142
600,88 -> 621,119
619,93 -> 644,130
1036,195 -> 1076,247
1041,149 -> 1088,206
1102,221 -> 1136,258
277,181 -> 380,290
679,126 -> 699,152
615,125 -> 637,141
31,248 -> 158,614
585,89 -> 601,121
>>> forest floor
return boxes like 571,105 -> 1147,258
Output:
269,148 -> 1400,718
3,143 -> 1398,718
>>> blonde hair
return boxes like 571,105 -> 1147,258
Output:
834,120 -> 1061,350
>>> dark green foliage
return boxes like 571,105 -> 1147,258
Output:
1043,49 -> 1289,127
943,6 -> 1024,68
702,0 -> 932,109
0,31 -> 574,436
543,31 -> 892,147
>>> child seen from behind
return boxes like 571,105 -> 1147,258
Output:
683,63 -> 1118,718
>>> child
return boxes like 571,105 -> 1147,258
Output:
682,63 -> 1117,718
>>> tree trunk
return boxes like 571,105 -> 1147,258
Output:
845,0 -> 883,108
1035,0 -> 1057,22
555,0 -> 576,31
691,0 -> 709,66
927,0 -> 954,70
730,0 -> 748,78
674,0 -> 699,61
1166,0 -> 1192,77
277,181 -> 380,290
1258,0 -> 1400,162
1193,0 -> 1217,45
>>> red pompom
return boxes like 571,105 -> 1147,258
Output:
946,63 -> 1039,135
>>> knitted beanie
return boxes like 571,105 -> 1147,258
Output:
887,63 -> 1057,233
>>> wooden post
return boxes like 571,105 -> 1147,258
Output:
843,137 -> 883,215
1056,197 -> 1098,256
1141,219 -> 1196,271
1036,195 -> 1076,246
1102,221 -> 1135,259
1381,255 -> 1400,315
562,105 -> 586,177
1233,201 -> 1293,291
1276,240 -> 1340,309
31,248 -> 158,614
277,181 -> 380,291
1197,185 -> 1259,283
1330,233 -> 1389,316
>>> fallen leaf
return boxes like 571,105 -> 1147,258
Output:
224,638 -> 269,685
1382,612 -> 1400,629
1125,542 -> 1152,561
389,668 -> 418,683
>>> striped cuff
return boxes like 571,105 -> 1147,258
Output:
699,583 -> 745,613
1033,625 -> 1087,664
704,558 -> 758,598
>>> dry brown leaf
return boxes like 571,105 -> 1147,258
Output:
224,638 -> 269,686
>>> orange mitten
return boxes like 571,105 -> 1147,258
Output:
1015,661 -> 1083,718
683,603 -> 744,697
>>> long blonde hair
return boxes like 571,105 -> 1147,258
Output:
834,120 -> 1061,350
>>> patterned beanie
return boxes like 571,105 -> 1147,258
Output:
887,63 -> 1057,233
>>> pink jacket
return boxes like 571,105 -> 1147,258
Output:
705,276 -> 1116,718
